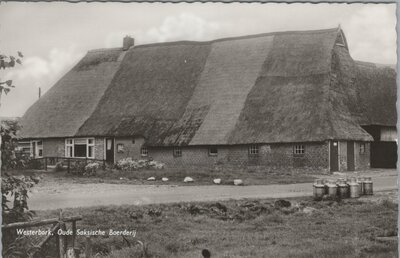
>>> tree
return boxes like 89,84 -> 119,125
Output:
1,52 -> 39,257
0,52 -> 22,107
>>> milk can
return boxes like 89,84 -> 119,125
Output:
348,177 -> 360,198
326,180 -> 338,198
313,179 -> 325,200
337,179 -> 349,199
364,177 -> 373,195
357,177 -> 365,195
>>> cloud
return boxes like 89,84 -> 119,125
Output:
145,13 -> 221,42
344,5 -> 396,64
0,46 -> 84,117
104,13 -> 222,47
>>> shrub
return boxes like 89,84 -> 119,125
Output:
70,161 -> 86,176
84,162 -> 100,176
115,158 -> 165,171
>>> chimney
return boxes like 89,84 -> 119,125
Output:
38,87 -> 41,99
123,36 -> 134,51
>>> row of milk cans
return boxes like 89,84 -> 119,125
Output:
313,177 -> 373,200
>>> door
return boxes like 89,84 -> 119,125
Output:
330,141 -> 339,172
347,141 -> 355,171
105,138 -> 114,163
31,141 -> 37,158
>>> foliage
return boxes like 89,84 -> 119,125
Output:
115,158 -> 165,171
1,120 -> 23,169
1,174 -> 39,257
0,52 -> 23,104
70,161 -> 101,176
70,161 -> 86,176
1,174 -> 38,224
84,162 -> 100,176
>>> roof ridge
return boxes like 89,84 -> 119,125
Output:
133,27 -> 339,49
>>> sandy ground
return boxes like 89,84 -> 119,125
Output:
28,169 -> 398,210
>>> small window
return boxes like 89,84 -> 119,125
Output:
209,147 -> 218,156
360,143 -> 366,154
117,144 -> 124,153
249,145 -> 259,155
141,147 -> 148,157
173,148 -> 182,157
294,145 -> 305,156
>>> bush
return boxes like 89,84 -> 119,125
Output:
70,161 -> 100,177
70,161 -> 86,176
84,162 -> 100,176
115,158 -> 165,171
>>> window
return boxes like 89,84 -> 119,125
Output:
208,147 -> 218,156
117,144 -> 124,153
293,145 -> 305,156
249,145 -> 259,155
173,148 -> 182,157
141,147 -> 148,157
30,140 -> 43,158
65,138 -> 95,158
359,143 -> 366,154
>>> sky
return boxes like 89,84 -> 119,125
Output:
0,2 -> 396,117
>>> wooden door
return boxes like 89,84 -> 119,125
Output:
105,138 -> 114,163
347,141 -> 355,171
330,141 -> 339,172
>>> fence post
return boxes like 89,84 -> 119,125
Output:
72,220 -> 77,249
67,159 -> 70,174
44,157 -> 47,171
85,236 -> 92,258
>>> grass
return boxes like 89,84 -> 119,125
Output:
34,196 -> 398,258
4,166 -> 318,186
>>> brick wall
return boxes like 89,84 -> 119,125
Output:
114,137 -> 145,161
43,138 -> 65,157
146,142 -> 329,170
95,138 -> 105,160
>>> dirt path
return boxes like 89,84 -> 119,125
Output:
29,173 -> 398,210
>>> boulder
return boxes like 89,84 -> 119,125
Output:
233,179 -> 243,186
213,178 -> 221,184
162,177 -> 169,182
147,177 -> 156,181
184,177 -> 194,183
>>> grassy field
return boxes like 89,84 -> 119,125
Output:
35,195 -> 398,258
5,166 -> 318,186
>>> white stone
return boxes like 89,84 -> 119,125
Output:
147,177 -> 156,181
162,177 -> 169,182
233,179 -> 243,186
302,207 -> 316,214
213,178 -> 221,184
184,177 -> 194,183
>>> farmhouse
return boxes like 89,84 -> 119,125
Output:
18,27 -> 397,172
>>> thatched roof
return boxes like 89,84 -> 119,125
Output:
20,27 -> 396,144
19,48 -> 124,138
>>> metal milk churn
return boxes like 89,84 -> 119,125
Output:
337,178 -> 349,199
348,177 -> 360,198
357,177 -> 365,195
364,177 -> 373,195
313,179 -> 325,200
326,180 -> 338,198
